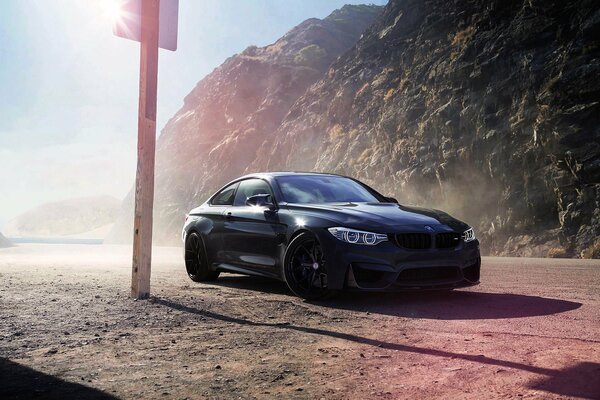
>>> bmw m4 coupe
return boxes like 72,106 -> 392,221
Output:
182,172 -> 481,299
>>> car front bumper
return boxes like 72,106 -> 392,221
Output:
314,229 -> 481,291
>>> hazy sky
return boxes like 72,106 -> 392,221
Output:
0,0 -> 387,227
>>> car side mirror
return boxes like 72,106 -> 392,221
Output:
385,196 -> 399,204
246,193 -> 276,210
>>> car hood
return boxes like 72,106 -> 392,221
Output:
285,202 -> 470,232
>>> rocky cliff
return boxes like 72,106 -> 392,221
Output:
107,5 -> 383,244
110,1 -> 600,258
251,0 -> 600,257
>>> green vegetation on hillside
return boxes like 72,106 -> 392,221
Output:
294,44 -> 327,68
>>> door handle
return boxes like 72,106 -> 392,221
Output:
225,212 -> 232,219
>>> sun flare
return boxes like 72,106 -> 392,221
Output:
100,0 -> 124,23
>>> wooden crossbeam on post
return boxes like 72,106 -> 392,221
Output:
131,0 -> 159,299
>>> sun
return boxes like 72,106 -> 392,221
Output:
99,0 -> 125,23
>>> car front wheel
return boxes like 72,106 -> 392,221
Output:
282,232 -> 334,300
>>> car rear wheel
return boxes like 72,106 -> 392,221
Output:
283,232 -> 334,300
185,232 -> 220,282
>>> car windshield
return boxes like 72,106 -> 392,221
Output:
276,175 -> 380,204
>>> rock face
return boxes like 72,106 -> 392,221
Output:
4,196 -> 120,237
0,232 -> 12,248
110,1 -> 599,257
107,5 -> 383,244
251,0 -> 600,257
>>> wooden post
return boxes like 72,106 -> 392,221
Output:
131,0 -> 160,299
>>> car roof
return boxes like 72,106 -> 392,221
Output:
236,171 -> 344,180
206,171 -> 387,205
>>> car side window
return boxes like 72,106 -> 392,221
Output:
233,179 -> 273,206
211,183 -> 238,206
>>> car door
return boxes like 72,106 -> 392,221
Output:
222,178 -> 286,276
203,182 -> 239,264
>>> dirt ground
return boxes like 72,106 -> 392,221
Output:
1,244 -> 599,400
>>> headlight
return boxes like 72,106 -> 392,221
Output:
328,227 -> 388,245
462,227 -> 476,242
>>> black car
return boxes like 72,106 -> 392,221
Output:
182,172 -> 480,299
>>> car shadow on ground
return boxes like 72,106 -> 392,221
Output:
155,297 -> 600,400
210,275 -> 582,320
0,357 -> 117,400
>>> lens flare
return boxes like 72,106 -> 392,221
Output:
100,0 -> 124,23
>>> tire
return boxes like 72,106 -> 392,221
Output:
185,232 -> 220,282
282,232 -> 334,300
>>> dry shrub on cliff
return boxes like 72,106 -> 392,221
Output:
384,88 -> 395,102
450,25 -> 475,46
547,247 -> 569,258
328,124 -> 344,141
581,239 -> 600,259
449,25 -> 476,60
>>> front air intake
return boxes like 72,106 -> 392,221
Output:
436,232 -> 460,249
397,266 -> 460,283
395,233 -> 432,249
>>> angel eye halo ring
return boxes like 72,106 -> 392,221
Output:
328,227 -> 388,245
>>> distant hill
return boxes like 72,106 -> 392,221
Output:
4,196 -> 120,238
0,231 -> 12,248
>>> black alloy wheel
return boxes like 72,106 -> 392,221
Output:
283,232 -> 333,300
185,232 -> 220,282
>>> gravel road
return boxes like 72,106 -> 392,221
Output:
1,244 -> 599,399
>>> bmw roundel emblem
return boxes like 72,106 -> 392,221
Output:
424,225 -> 434,232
